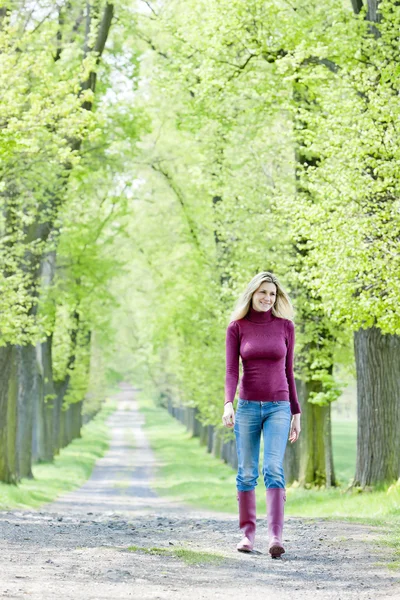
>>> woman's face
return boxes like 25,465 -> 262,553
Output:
252,281 -> 277,312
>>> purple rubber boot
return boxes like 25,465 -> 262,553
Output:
266,488 -> 286,558
236,490 -> 256,552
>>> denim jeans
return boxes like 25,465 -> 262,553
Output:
234,399 -> 291,491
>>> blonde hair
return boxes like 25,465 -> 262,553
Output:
230,271 -> 294,322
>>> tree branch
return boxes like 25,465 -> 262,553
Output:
81,2 -> 114,109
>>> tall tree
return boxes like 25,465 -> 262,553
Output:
350,0 -> 400,486
0,2 -> 114,481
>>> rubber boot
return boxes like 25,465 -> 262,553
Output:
236,490 -> 256,552
266,487 -> 286,558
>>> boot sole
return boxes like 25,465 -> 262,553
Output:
269,544 -> 285,558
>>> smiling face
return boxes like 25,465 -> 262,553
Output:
251,281 -> 277,312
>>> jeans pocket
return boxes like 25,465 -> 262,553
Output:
273,401 -> 290,410
237,399 -> 249,406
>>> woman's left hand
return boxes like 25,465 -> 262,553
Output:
289,414 -> 301,443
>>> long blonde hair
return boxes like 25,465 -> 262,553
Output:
230,272 -> 294,322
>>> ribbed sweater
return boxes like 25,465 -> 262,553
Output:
224,304 -> 301,415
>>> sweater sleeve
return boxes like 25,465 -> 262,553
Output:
285,320 -> 301,415
224,320 -> 240,405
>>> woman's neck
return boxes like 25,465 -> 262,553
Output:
246,304 -> 274,323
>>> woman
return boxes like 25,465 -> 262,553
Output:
222,271 -> 301,558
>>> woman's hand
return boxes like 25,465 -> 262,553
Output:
289,413 -> 301,443
222,402 -> 235,428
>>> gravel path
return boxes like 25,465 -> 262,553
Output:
1,384 -> 399,599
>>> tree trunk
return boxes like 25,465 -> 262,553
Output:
298,380 -> 336,487
283,377 -> 304,485
17,344 -> 39,479
0,344 -> 19,483
7,347 -> 19,482
0,345 -> 13,482
52,388 -> 63,456
53,378 -> 68,455
354,327 -> 400,486
59,405 -> 69,449
42,336 -> 56,461
70,401 -> 83,439
32,341 -> 51,463
212,429 -> 223,459
207,425 -> 214,453
31,353 -> 42,464
199,423 -> 208,446
66,405 -> 73,446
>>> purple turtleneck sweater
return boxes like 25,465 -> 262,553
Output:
224,305 -> 301,415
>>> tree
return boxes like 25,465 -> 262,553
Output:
0,1 -> 114,481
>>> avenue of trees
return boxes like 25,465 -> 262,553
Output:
0,1 -> 142,482
1,0 -> 399,490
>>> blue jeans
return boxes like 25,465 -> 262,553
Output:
234,399 -> 291,491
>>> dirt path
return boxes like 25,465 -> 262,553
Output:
1,385 -> 399,599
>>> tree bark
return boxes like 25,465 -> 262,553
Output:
31,346 -> 42,463
70,401 -> 83,439
52,383 -> 63,456
298,380 -> 336,487
65,405 -> 73,446
283,377 -> 304,485
7,347 -> 19,482
42,335 -> 57,460
0,345 -> 19,483
199,423 -> 208,446
17,344 -> 39,478
354,327 -> 400,486
59,405 -> 69,449
32,340 -> 56,463
54,379 -> 69,453
212,429 -> 223,459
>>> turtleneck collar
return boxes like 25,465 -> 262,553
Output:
246,304 -> 275,324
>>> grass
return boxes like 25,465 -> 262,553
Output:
137,393 -> 400,567
137,395 -> 239,512
0,398 -> 116,510
386,533 -> 400,570
332,418 -> 357,484
128,545 -> 225,565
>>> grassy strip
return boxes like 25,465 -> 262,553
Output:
331,418 -> 357,485
0,399 -> 116,510
138,394 -> 400,567
128,545 -> 225,565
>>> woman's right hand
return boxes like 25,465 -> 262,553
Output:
222,402 -> 235,428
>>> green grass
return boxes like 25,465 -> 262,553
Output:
128,545 -> 225,565
0,399 -> 116,510
332,419 -> 357,484
137,394 -> 400,529
137,395 -> 239,512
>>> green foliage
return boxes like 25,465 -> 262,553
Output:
0,3 -> 148,412
102,0 -> 400,421
0,7 -> 95,343
3,0 -> 400,429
